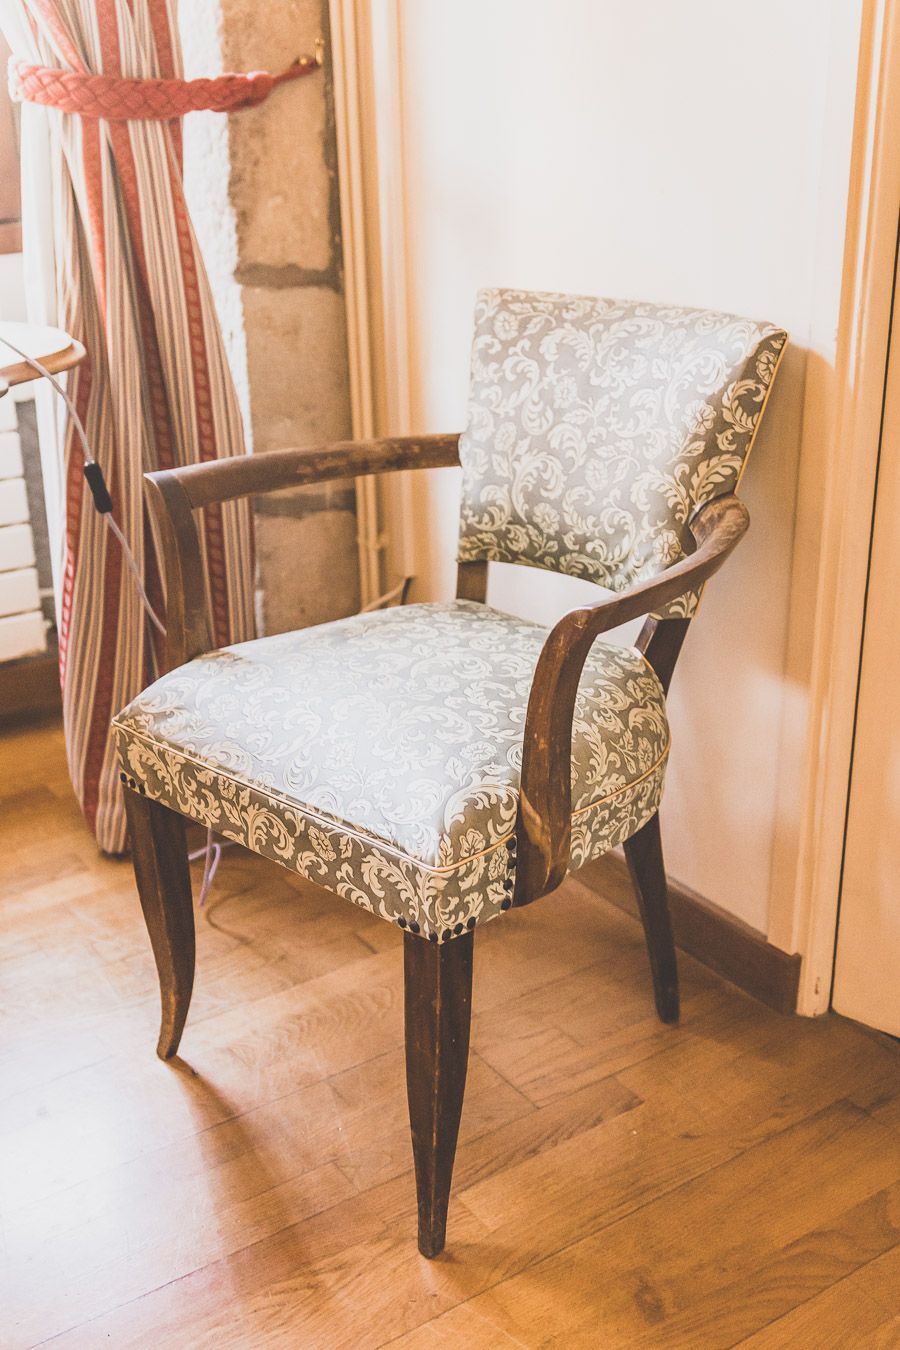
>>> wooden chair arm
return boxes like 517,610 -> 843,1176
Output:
144,434 -> 461,669
515,493 -> 750,904
150,433 -> 461,510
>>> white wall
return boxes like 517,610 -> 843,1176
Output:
0,252 -> 26,320
389,0 -> 863,935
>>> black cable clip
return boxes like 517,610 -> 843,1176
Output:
83,461 -> 113,514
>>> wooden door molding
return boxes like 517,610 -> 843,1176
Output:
768,0 -> 900,1013
0,34 -> 22,254
832,227 -> 900,1034
328,0 -> 417,602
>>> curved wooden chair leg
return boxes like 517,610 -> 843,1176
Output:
623,812 -> 680,1024
123,788 -> 195,1059
404,929 -> 473,1258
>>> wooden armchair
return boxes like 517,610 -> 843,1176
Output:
114,289 -> 787,1257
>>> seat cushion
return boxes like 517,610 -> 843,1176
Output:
113,601 -> 669,940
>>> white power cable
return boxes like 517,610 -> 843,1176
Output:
1,334 -> 224,900
0,336 -> 166,633
104,512 -> 166,636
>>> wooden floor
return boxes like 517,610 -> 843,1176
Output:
1,719 -> 899,1349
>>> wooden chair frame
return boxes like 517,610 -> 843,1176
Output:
125,433 -> 748,1256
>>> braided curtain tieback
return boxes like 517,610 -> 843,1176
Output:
8,53 -> 321,120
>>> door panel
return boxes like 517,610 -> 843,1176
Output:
833,226 -> 900,1036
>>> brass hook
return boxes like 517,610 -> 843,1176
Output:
295,37 -> 325,70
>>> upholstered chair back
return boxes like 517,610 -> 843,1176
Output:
457,289 -> 788,617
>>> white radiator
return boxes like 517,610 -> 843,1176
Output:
0,394 -> 46,661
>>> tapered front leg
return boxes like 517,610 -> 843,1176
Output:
123,788 -> 195,1059
404,930 -> 474,1257
623,811 -> 680,1024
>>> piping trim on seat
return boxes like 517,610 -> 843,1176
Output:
114,719 -> 671,877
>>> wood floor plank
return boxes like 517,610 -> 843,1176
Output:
0,1052 -> 533,1346
0,720 -> 898,1349
734,1243 -> 900,1348
400,1109 -> 900,1350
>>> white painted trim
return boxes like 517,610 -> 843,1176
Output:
329,0 -> 379,606
328,0 -> 415,600
768,0 -> 900,1013
366,0 -> 416,585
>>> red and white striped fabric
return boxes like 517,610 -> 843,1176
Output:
0,0 -> 256,852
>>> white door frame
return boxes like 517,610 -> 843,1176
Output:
767,0 -> 900,1013
329,0 -> 416,602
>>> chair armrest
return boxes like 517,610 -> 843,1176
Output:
515,493 -> 749,904
143,434 -> 461,669
151,433 -> 461,509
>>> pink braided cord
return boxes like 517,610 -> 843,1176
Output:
8,55 -> 318,120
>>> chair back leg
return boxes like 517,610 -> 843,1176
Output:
403,930 -> 474,1257
622,811 -> 680,1024
123,789 -> 196,1059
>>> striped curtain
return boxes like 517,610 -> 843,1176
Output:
0,0 -> 256,852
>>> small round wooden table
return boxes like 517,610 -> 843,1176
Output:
0,321 -> 85,719
0,321 -> 85,395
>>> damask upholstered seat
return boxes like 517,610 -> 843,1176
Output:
113,599 -> 669,940
117,287 -> 787,1259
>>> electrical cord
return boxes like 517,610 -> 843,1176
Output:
0,335 -> 166,633
1,334 -> 224,901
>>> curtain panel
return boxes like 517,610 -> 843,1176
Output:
0,0 -> 256,852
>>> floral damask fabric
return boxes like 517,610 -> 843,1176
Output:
457,289 -> 788,618
114,601 -> 669,940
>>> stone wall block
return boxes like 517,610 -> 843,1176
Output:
220,0 -> 336,276
256,508 -> 359,635
184,0 -> 357,633
241,284 -> 351,450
